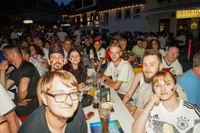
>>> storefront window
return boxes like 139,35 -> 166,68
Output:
159,19 -> 170,32
116,9 -> 122,20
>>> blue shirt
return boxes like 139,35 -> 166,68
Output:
177,69 -> 200,108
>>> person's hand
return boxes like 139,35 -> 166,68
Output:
146,95 -> 160,111
96,72 -> 103,78
78,82 -> 86,90
0,60 -> 9,71
18,99 -> 32,107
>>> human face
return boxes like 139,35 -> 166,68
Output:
44,77 -> 79,119
94,41 -> 101,50
165,47 -> 179,64
48,53 -> 64,71
4,49 -> 14,64
142,41 -> 148,49
68,51 -> 81,66
143,55 -> 162,83
84,38 -> 91,46
63,41 -> 72,52
137,40 -> 143,48
109,46 -> 122,64
151,40 -> 159,49
29,46 -> 36,56
120,40 -> 127,51
153,78 -> 176,101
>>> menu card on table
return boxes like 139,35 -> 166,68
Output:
90,120 -> 124,133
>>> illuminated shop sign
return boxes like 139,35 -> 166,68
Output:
176,9 -> 200,19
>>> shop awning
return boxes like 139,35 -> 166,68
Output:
140,2 -> 200,15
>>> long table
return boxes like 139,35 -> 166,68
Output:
83,88 -> 134,133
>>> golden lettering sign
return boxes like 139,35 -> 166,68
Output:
176,9 -> 200,19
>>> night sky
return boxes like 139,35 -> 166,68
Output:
55,0 -> 71,5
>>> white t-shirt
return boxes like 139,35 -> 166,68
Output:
146,100 -> 200,133
159,49 -> 166,57
176,35 -> 186,46
0,84 -> 16,116
90,48 -> 106,65
104,59 -> 135,94
10,32 -> 19,40
135,75 -> 187,109
159,36 -> 167,49
74,29 -> 81,46
57,31 -> 67,42
162,57 -> 183,76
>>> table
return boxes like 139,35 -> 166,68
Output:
83,88 -> 134,133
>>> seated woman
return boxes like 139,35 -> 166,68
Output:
63,48 -> 87,89
147,39 -> 166,56
132,71 -> 200,133
29,44 -> 49,73
90,38 -> 106,72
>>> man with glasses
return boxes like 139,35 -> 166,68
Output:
18,70 -> 87,133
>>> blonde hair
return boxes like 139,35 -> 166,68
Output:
152,71 -> 176,87
39,70 -> 77,94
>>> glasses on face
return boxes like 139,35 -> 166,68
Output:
46,91 -> 80,103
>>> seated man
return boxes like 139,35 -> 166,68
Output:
177,51 -> 200,108
123,49 -> 187,118
98,43 -> 135,99
132,71 -> 200,133
0,45 -> 40,118
132,38 -> 145,59
18,70 -> 87,133
162,45 -> 183,76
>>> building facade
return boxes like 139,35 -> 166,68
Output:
62,0 -> 200,37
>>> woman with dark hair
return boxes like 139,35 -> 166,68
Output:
63,48 -> 87,89
90,38 -> 106,72
29,44 -> 44,56
147,39 -> 166,56
29,44 -> 48,72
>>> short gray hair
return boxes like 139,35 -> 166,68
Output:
193,51 -> 200,67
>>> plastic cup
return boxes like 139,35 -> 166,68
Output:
99,102 -> 112,133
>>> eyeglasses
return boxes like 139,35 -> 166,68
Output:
46,91 -> 80,103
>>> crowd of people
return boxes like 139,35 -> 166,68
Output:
0,25 -> 199,133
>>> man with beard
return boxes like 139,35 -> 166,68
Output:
123,49 -> 186,119
37,43 -> 66,106
0,45 -> 40,119
48,43 -> 66,71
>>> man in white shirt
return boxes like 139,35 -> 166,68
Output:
98,44 -> 135,99
74,28 -> 81,46
57,28 -> 67,42
162,45 -> 183,76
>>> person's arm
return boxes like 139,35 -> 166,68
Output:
90,58 -> 96,70
0,116 -> 10,133
123,72 -> 142,104
104,79 -> 122,90
18,77 -> 30,102
132,95 -> 160,133
0,60 -> 9,88
97,58 -> 103,72
4,111 -> 20,133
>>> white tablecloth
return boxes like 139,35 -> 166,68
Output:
83,88 -> 134,133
